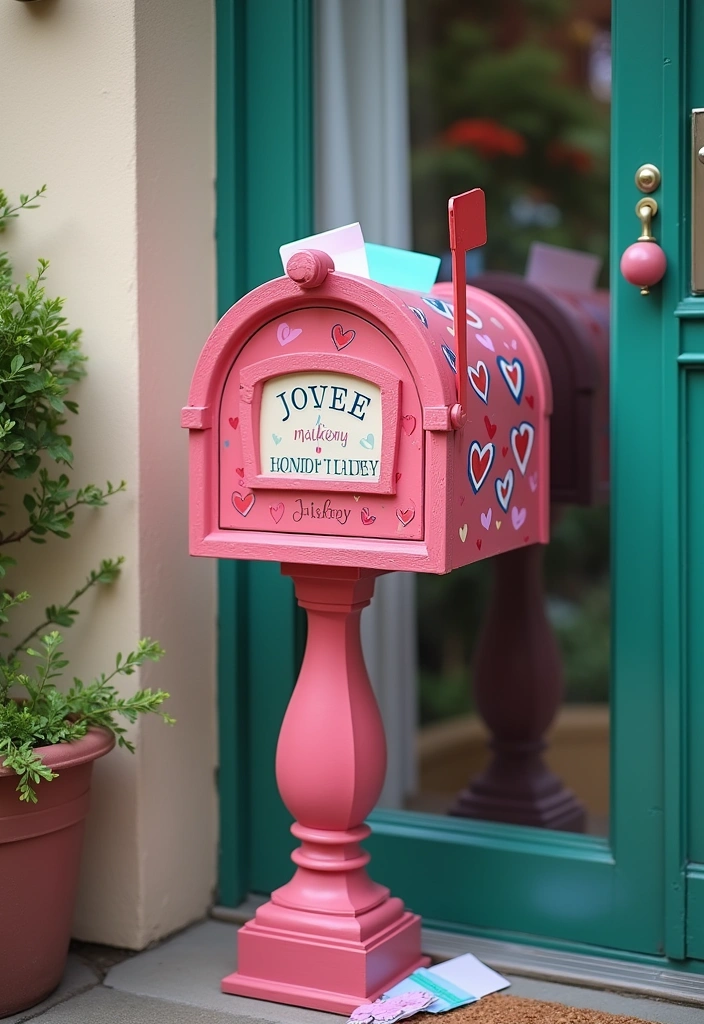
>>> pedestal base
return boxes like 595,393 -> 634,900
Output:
222,902 -> 429,1013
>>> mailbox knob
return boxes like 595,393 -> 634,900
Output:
450,403 -> 467,429
286,249 -> 334,289
620,198 -> 667,295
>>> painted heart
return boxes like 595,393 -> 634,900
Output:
502,445 -> 509,457
408,305 -> 428,327
272,433 -> 282,445
269,502 -> 284,524
459,523 -> 468,543
331,323 -> 356,350
402,415 -> 416,436
497,356 -> 525,404
476,538 -> 482,550
529,471 -> 538,493
353,495 -> 360,501
232,491 -> 255,517
466,308 -> 483,329
526,394 -> 535,409
360,433 -> 375,450
496,520 -> 502,529
316,446 -> 322,453
468,441 -> 495,494
511,338 -> 518,350
395,472 -> 402,482
277,322 -> 302,346
235,467 -> 244,478
510,421 -> 535,476
361,507 -> 376,526
484,415 -> 497,440
441,343 -> 457,374
228,416 -> 239,430
396,506 -> 415,527
422,295 -> 454,320
495,468 -> 514,512
524,535 -> 530,543
223,441 -> 230,449
475,333 -> 495,352
512,506 -> 527,530
480,508 -> 492,531
468,360 -> 489,404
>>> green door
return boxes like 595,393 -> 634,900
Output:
216,0 -> 704,965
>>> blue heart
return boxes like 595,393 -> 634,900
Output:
360,433 -> 375,450
408,305 -> 428,328
272,434 -> 282,445
441,344 -> 457,374
422,296 -> 454,320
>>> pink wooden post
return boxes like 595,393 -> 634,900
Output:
182,191 -> 553,1012
222,564 -> 428,1011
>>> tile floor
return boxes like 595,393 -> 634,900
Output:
6,920 -> 704,1024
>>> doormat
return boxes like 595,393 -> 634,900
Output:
416,993 -> 651,1024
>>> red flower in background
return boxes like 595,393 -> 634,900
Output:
443,118 -> 526,158
546,141 -> 594,173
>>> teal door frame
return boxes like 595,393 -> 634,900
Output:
215,0 -> 313,908
215,0 -> 704,966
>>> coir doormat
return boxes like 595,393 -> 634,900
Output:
416,993 -> 652,1024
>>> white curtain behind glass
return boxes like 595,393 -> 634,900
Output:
314,0 -> 417,809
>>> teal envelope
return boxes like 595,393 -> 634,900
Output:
365,243 -> 441,294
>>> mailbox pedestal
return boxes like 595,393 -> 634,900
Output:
223,565 -> 428,1012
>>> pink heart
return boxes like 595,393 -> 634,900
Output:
269,502 -> 284,524
475,333 -> 495,352
316,446 -> 322,453
511,505 -> 527,530
401,415 -> 417,436
277,322 -> 302,346
529,472 -> 538,492
480,508 -> 492,530
511,338 -> 518,350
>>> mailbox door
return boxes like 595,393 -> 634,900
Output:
218,307 -> 424,543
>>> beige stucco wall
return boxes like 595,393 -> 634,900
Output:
0,0 -> 217,948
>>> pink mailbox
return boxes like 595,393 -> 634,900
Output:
182,191 -> 552,1013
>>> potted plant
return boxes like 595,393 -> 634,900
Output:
0,188 -> 173,1018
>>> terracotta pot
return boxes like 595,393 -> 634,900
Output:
0,727 -> 115,1018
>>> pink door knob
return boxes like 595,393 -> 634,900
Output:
620,241 -> 667,296
620,196 -> 666,295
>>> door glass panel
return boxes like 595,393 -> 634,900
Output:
402,0 -> 612,836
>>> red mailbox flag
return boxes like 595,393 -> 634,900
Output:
449,189 -> 487,422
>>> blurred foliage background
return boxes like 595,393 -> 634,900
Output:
406,0 -> 612,725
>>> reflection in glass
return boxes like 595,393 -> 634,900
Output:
405,0 -> 611,835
